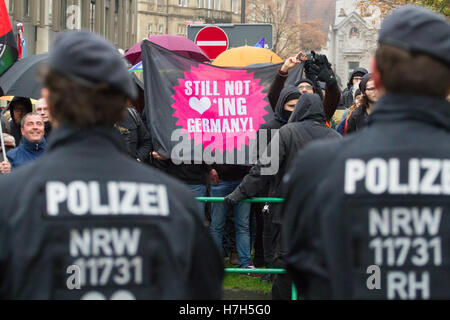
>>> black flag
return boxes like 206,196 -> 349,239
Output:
141,41 -> 303,165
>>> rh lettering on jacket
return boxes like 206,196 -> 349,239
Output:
345,158 -> 450,195
46,181 -> 170,216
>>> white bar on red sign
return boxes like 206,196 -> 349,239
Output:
196,41 -> 228,46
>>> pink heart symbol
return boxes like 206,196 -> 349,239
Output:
189,97 -> 211,115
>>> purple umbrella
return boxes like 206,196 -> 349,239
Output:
124,34 -> 210,65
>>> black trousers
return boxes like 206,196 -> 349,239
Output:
271,223 -> 292,300
250,203 -> 265,267
263,210 -> 274,267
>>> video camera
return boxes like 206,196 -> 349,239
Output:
297,51 -> 315,63
298,51 -> 331,67
296,51 -> 335,87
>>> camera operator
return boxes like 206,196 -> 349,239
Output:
268,51 -> 341,124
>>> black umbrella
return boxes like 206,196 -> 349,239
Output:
0,53 -> 49,99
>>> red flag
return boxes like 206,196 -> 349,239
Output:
17,23 -> 24,59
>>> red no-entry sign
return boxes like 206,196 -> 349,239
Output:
194,26 -> 229,60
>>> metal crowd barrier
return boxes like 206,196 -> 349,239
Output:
197,197 -> 298,300
196,197 -> 284,203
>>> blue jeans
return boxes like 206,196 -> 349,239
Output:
187,184 -> 207,216
210,180 -> 251,268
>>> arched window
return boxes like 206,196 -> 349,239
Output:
349,27 -> 359,38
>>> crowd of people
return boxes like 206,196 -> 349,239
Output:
0,5 -> 448,300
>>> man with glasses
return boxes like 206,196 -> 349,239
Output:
340,67 -> 368,109
296,79 -> 315,95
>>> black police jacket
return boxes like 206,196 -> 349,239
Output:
0,126 -> 223,300
282,93 -> 450,299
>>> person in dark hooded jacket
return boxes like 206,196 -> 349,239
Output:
7,97 -> 33,145
260,87 -> 301,141
254,87 -> 300,270
339,67 -> 368,109
225,93 -> 341,299
345,73 -> 379,134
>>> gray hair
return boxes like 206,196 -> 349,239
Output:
20,112 -> 43,128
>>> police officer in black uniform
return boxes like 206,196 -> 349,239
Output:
282,6 -> 450,299
0,31 -> 223,300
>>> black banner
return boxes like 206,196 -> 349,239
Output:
141,41 -> 303,165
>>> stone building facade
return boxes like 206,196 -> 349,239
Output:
5,0 -> 138,54
5,0 -> 241,55
137,0 -> 241,41
322,0 -> 380,88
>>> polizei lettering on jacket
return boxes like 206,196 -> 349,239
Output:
345,158 -> 450,195
46,181 -> 169,216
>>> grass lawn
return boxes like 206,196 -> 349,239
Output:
223,273 -> 273,294
222,259 -> 273,294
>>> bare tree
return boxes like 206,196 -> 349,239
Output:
298,20 -> 327,52
356,0 -> 449,18
246,0 -> 304,58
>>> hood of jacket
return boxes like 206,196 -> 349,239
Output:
288,93 -> 326,124
347,67 -> 368,88
8,97 -> 33,124
273,86 -> 301,123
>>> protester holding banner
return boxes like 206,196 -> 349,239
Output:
115,105 -> 152,163
209,164 -> 253,269
255,87 -> 301,273
282,6 -> 450,299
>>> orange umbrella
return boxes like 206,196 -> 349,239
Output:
212,46 -> 283,67
0,96 -> 37,103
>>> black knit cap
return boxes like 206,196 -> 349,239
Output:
295,78 -> 315,87
359,73 -> 372,94
285,91 -> 301,102
353,71 -> 366,78
48,31 -> 137,99
379,5 -> 450,67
